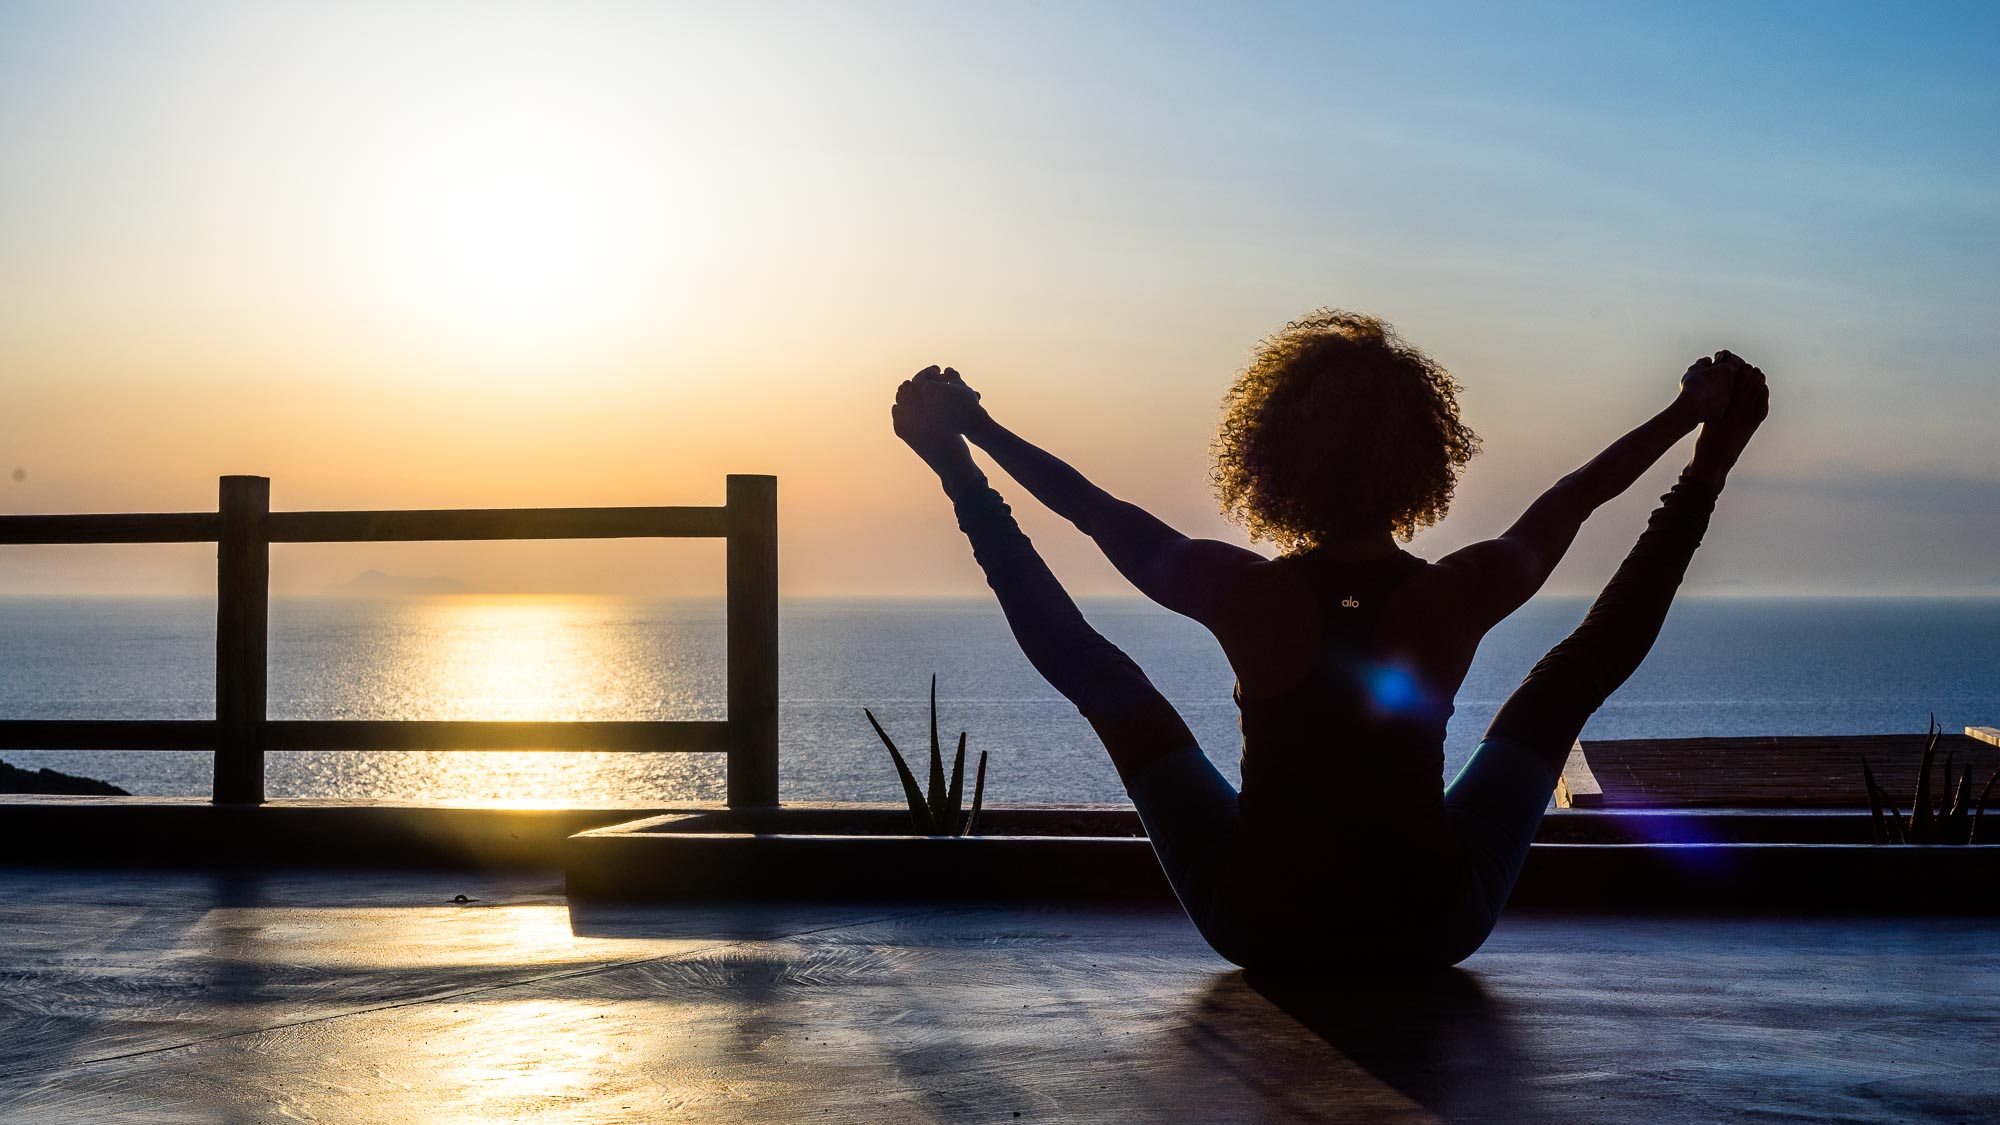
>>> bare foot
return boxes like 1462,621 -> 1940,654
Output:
1677,351 -> 1747,424
1689,361 -> 1769,488
894,367 -> 984,492
910,366 -> 991,436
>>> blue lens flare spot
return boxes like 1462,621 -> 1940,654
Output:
1364,663 -> 1426,716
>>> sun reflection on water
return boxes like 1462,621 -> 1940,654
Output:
426,596 -> 623,721
267,596 -> 728,804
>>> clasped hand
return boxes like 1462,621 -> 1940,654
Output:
892,365 -> 989,463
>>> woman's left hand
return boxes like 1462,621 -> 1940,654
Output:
1677,352 -> 1744,423
916,366 -> 991,435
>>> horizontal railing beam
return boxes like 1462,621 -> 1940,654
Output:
0,506 -> 734,545
0,720 -> 217,750
266,720 -> 732,753
0,719 -> 730,753
266,506 -> 728,542
0,513 -> 222,545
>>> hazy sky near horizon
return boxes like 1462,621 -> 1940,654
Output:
3,1 -> 1996,598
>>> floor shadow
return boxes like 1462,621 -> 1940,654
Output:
1180,968 -> 1554,1122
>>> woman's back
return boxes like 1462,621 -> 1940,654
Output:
1230,548 -> 1458,846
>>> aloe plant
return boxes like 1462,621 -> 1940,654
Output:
863,675 -> 987,836
1862,714 -> 2000,845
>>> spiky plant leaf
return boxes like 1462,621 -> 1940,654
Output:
1863,759 -> 1888,846
1911,716 -> 1941,843
965,750 -> 988,837
1945,765 -> 1975,845
865,708 -> 936,835
1884,793 -> 1907,845
1971,766 -> 2000,845
942,730 -> 968,833
925,675 -> 948,820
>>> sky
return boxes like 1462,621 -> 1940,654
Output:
2,1 -> 1996,597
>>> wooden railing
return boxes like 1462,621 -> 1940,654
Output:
0,475 -> 779,806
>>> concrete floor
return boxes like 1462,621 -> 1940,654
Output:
0,869 -> 1994,1123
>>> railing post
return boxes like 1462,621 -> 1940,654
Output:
725,474 -> 779,807
215,475 -> 269,805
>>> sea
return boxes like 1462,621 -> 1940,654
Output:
1,596 -> 1995,805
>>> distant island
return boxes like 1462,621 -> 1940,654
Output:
324,569 -> 477,598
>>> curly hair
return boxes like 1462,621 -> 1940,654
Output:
1212,309 -> 1479,550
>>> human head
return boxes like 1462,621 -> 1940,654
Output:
1212,309 -> 1478,549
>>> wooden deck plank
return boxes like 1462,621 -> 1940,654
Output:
1969,726 -> 2000,750
1569,734 -> 1998,809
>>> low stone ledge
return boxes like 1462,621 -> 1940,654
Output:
564,806 -> 1999,911
0,801 -> 1986,909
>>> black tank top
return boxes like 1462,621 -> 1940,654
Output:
1234,547 -> 1451,852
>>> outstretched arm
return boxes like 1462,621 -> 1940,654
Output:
1432,354 -> 1743,628
907,369 -> 1263,626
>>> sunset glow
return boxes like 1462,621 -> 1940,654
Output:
4,2 -> 1997,597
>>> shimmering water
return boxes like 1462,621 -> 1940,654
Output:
1,596 -> 1995,804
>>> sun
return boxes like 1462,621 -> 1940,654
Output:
407,147 -> 619,322
382,133 -> 631,353
333,117 -> 689,369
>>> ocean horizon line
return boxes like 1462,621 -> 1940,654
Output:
2,590 -> 1998,604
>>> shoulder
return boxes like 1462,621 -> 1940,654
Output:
1208,550 -> 1305,610
1144,538 -> 1274,617
1202,550 -> 1317,629
1391,540 -> 1534,640
1424,537 -> 1542,594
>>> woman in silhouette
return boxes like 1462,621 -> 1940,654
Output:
892,310 -> 1767,970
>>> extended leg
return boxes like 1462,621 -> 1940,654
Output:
1438,359 -> 1765,965
949,476 -> 1267,962
1436,472 -> 1720,963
